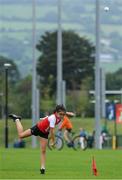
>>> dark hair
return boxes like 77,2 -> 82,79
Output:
53,104 -> 66,113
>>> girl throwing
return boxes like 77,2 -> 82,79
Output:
9,104 -> 66,174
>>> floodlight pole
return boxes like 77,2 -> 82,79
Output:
57,0 -> 63,105
32,0 -> 37,148
95,0 -> 101,149
4,63 -> 11,148
101,68 -> 106,119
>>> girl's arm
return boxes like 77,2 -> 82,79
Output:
50,127 -> 55,147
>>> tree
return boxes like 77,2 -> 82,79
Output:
66,76 -> 94,117
106,68 -> 122,90
104,68 -> 122,104
0,56 -> 20,118
36,31 -> 95,96
9,75 -> 32,118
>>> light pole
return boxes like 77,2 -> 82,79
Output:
32,0 -> 37,148
100,68 -> 106,119
4,63 -> 11,148
95,0 -> 101,149
0,92 -> 4,119
57,0 -> 63,105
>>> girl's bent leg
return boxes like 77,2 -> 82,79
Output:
15,120 -> 32,139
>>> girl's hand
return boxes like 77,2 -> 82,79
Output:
50,142 -> 55,149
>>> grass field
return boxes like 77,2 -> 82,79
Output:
0,148 -> 122,179
1,118 -> 122,179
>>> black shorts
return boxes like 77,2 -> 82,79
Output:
30,125 -> 49,139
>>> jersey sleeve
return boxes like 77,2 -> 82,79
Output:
48,114 -> 56,128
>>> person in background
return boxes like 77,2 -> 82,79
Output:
87,130 -> 95,148
59,111 -> 75,147
79,127 -> 88,150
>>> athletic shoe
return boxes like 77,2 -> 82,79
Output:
71,141 -> 74,147
40,168 -> 45,174
67,142 -> 73,148
83,146 -> 87,151
9,114 -> 21,122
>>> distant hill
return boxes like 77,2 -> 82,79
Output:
0,0 -> 122,77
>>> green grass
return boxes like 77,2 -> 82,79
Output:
0,118 -> 122,179
0,148 -> 122,179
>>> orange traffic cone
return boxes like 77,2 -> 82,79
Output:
92,156 -> 98,176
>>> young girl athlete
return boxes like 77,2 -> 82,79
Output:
9,104 -> 66,175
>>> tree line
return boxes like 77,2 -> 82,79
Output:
0,31 -> 122,118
